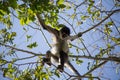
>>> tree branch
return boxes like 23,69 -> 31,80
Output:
70,43 -> 120,63
0,43 -> 40,56
83,61 -> 107,76
1,43 -> 119,62
70,55 -> 120,63
81,9 -> 120,34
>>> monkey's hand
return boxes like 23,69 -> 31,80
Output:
42,58 -> 51,66
57,65 -> 64,72
77,32 -> 82,37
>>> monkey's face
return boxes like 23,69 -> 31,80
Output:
60,27 -> 70,38
61,32 -> 69,38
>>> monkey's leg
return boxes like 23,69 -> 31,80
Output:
42,51 -> 52,66
57,51 -> 68,72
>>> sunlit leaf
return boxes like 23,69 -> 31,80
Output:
26,35 -> 32,42
107,21 -> 113,26
104,25 -> 112,35
81,15 -> 89,20
87,6 -> 92,14
20,18 -> 25,25
8,63 -> 12,68
64,2 -> 71,9
12,32 -> 16,37
76,59 -> 83,65
57,0 -> 64,5
54,70 -> 60,78
76,21 -> 83,26
27,42 -> 38,49
88,73 -> 93,80
0,10 -> 7,15
112,37 -> 120,44
107,43 -> 111,48
71,14 -> 76,19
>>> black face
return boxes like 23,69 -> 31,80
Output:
60,26 -> 70,38
61,32 -> 69,38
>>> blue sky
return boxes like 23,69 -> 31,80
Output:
0,0 -> 120,80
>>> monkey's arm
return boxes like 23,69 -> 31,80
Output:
65,32 -> 82,41
36,14 -> 59,37
65,61 -> 81,79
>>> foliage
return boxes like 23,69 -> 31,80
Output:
0,0 -> 120,80
27,42 -> 38,49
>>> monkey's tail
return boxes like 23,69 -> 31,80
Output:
65,62 -> 82,80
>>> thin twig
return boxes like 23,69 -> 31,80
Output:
0,43 -> 40,56
83,61 -> 107,76
81,9 -> 120,34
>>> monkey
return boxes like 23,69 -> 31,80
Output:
43,25 -> 71,72
41,24 -> 70,72
36,14 -> 82,78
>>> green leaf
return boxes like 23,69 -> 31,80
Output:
88,74 -> 93,80
96,11 -> 100,17
8,63 -> 12,68
57,0 -> 64,5
71,14 -> 76,19
12,32 -> 16,37
76,58 -> 83,65
9,0 -> 17,9
76,21 -> 83,26
26,35 -> 32,42
0,9 -> 7,15
87,6 -> 92,14
20,18 -> 25,25
0,29 -> 7,34
57,0 -> 66,8
27,42 -> 38,49
107,21 -> 113,26
107,43 -> 111,48
54,70 -> 60,78
81,15 -> 89,20
2,68 -> 8,77
104,25 -> 112,35
112,37 -> 120,44
0,59 -> 7,64
64,2 -> 71,9
89,0 -> 95,6
58,4 -> 66,8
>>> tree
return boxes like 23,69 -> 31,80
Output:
0,0 -> 120,80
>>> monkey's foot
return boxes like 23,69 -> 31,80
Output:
57,65 -> 64,72
46,62 -> 51,66
43,58 -> 51,66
